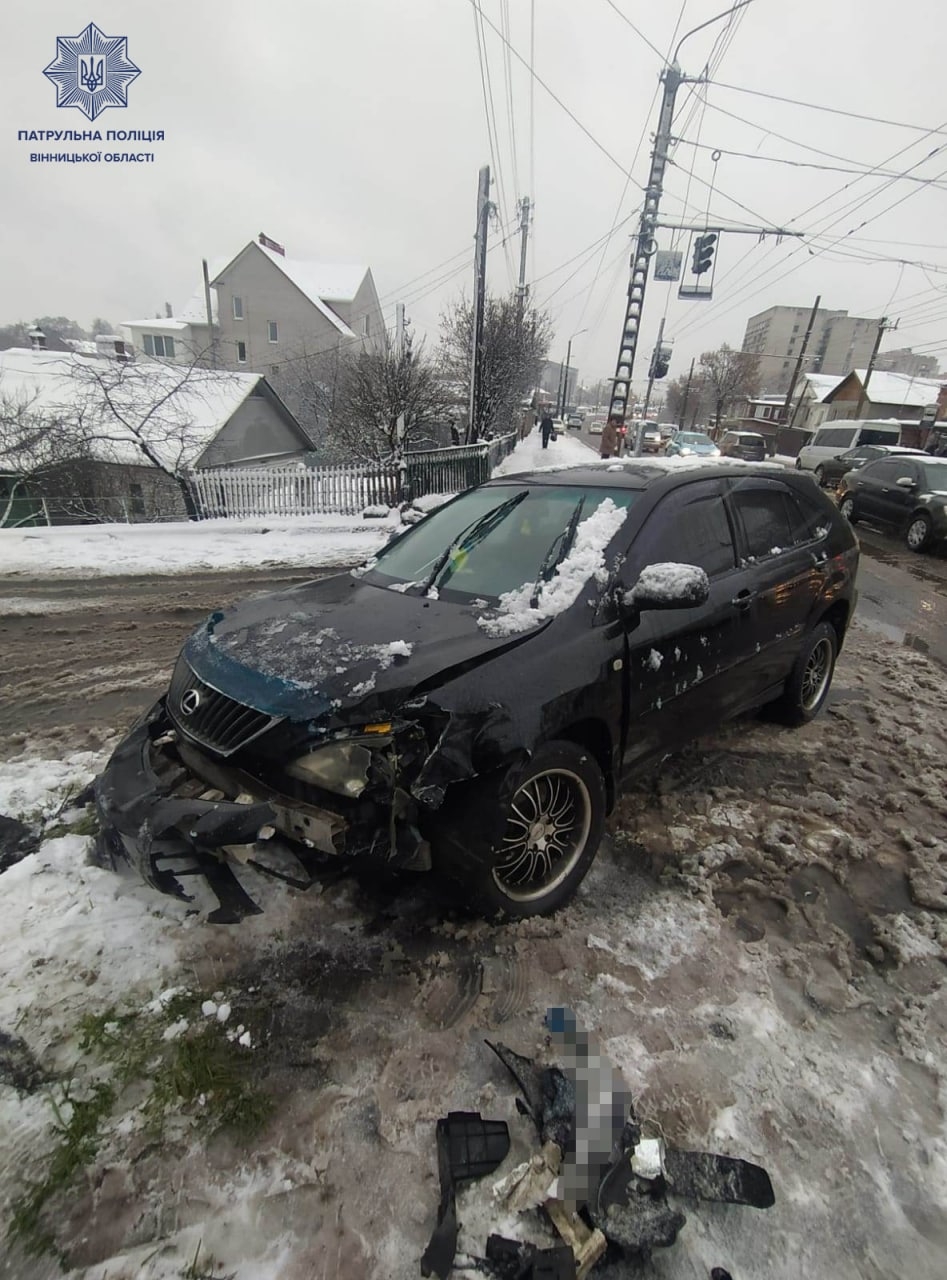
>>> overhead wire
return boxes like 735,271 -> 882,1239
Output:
706,80 -> 947,138
471,0 -> 517,287
672,139 -> 947,189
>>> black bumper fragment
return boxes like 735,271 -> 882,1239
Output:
94,705 -> 276,923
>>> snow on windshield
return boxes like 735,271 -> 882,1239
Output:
479,497 -> 628,637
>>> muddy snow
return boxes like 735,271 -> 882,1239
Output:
0,624 -> 945,1279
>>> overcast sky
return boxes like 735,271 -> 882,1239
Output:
3,0 -> 946,395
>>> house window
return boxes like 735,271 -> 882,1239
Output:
237,341 -> 247,363
267,321 -> 279,343
129,483 -> 145,515
270,364 -> 279,377
233,296 -> 244,320
143,334 -> 175,358
363,314 -> 370,337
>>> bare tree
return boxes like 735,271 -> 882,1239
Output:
438,294 -> 553,442
277,339 -> 345,459
63,350 -> 244,518
0,390 -> 93,525
699,344 -> 760,428
331,332 -> 452,463
663,370 -> 713,427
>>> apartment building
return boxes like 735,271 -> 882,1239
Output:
741,306 -> 881,394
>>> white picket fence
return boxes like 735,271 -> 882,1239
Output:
188,461 -> 400,519
187,432 -> 520,520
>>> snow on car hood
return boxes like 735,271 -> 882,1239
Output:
181,572 -> 549,721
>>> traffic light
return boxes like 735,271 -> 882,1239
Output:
649,344 -> 672,380
691,232 -> 717,276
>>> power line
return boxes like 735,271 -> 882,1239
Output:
471,2 -> 517,286
467,0 -> 645,190
674,138 -> 947,189
603,0 -> 666,60
707,79 -> 947,138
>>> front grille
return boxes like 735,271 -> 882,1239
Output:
167,655 -> 281,758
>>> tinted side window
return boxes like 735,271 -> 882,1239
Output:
815,428 -> 853,448
863,460 -> 903,484
859,428 -> 901,446
625,481 -> 736,580
730,489 -> 796,559
786,489 -> 830,543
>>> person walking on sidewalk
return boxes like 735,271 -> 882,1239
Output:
540,412 -> 555,449
600,418 -> 620,459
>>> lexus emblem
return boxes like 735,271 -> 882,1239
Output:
180,688 -> 202,716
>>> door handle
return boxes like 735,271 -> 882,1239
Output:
809,549 -> 828,567
731,589 -> 755,610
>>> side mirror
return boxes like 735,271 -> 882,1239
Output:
896,476 -> 916,488
624,562 -> 710,612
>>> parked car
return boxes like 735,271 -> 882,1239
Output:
665,431 -> 721,458
838,454 -> 947,551
796,421 -> 901,473
95,464 -> 857,923
814,444 -> 927,489
720,431 -> 767,462
566,413 -> 584,429
658,423 -> 676,441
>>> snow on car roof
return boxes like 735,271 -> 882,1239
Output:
488,456 -> 786,487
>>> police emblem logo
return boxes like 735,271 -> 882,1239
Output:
43,22 -> 141,122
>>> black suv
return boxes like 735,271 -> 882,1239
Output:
96,464 -> 858,921
838,453 -> 947,551
815,444 -> 927,489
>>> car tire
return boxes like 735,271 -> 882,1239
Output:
905,512 -> 933,553
838,494 -> 858,524
434,740 -> 606,920
814,465 -> 826,487
773,621 -> 837,726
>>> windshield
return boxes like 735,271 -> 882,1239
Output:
366,484 -> 639,601
921,460 -> 947,490
680,433 -> 712,444
737,434 -> 764,446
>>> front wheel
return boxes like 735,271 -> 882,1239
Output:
772,621 -> 837,726
435,740 -> 606,919
906,512 -> 933,552
838,494 -> 858,524
814,465 -> 826,487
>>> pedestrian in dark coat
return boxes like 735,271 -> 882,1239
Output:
600,419 -> 620,459
540,413 -> 555,449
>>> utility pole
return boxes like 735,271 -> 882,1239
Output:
516,196 -> 531,320
780,294 -> 820,440
605,3 -> 755,432
637,315 -> 666,454
606,64 -> 681,432
678,357 -> 695,429
855,317 -> 895,417
467,165 -> 492,443
394,302 -> 408,502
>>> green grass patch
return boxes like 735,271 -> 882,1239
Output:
7,991 -> 270,1264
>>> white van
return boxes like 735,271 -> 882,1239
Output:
797,420 -> 901,472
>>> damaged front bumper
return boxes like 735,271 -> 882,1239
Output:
93,702 -> 434,923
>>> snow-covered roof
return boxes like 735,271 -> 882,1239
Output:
850,369 -> 946,408
797,373 -> 843,401
124,256 -> 227,331
0,347 -> 266,471
211,243 -> 360,338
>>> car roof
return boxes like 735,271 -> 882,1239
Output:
484,461 -> 792,491
865,444 -> 927,453
728,430 -> 765,437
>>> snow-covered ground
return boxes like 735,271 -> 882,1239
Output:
1,629 -> 945,1280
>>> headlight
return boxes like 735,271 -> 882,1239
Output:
286,735 -> 391,798
680,447 -> 693,456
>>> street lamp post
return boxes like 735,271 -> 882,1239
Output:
558,328 -> 587,418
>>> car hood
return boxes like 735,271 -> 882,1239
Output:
181,572 -> 550,722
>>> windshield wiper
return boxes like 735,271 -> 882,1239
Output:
419,489 -> 530,594
529,497 -> 586,608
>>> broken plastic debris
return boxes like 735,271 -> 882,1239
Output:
216,1002 -> 231,1023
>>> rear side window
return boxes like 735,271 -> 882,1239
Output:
785,489 -> 830,544
625,480 -> 736,580
863,460 -> 905,484
730,487 -> 798,559
859,427 -> 901,446
814,427 -> 855,448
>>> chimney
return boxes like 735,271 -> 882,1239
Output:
28,327 -> 46,351
165,301 -> 173,318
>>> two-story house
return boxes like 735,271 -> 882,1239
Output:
211,235 -> 385,378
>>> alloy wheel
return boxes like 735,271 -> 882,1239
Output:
801,637 -> 833,711
906,516 -> 930,551
492,769 -> 592,903
839,496 -> 855,521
